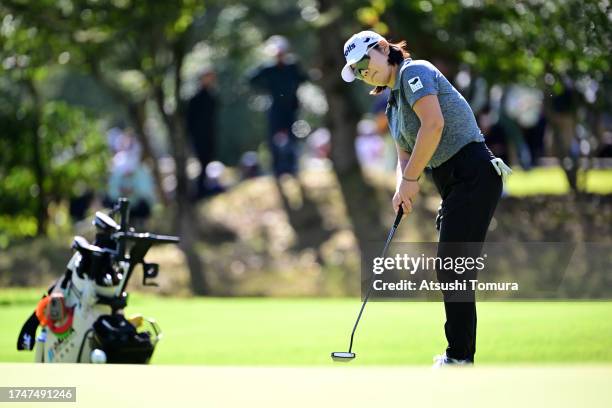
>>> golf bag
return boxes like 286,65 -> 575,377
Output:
16,198 -> 179,364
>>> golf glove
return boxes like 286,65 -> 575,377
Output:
435,201 -> 443,231
490,158 -> 512,185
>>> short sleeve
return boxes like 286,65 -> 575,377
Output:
400,62 -> 438,108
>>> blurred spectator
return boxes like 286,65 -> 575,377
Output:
597,135 -> 612,158
201,161 -> 226,197
371,88 -> 398,171
104,149 -> 156,224
306,128 -> 331,160
107,126 -> 142,157
106,126 -> 124,154
240,151 -> 262,180
355,118 -> 386,171
69,182 -> 95,223
187,69 -> 218,199
550,80 -> 579,159
596,112 -> 612,158
500,89 -> 532,169
478,104 -> 510,164
522,111 -> 547,166
549,79 -> 580,189
248,35 -> 308,177
372,88 -> 390,133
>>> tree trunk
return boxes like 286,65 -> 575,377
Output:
87,57 -> 168,205
177,198 -> 210,296
152,43 -> 210,295
127,101 -> 168,206
25,80 -> 47,236
543,89 -> 580,193
170,109 -> 210,296
315,2 -> 386,255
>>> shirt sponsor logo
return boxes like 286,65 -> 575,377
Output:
408,76 -> 423,92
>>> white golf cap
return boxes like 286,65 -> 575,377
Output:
341,30 -> 385,82
265,35 -> 290,56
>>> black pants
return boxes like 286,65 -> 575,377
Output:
431,142 -> 503,362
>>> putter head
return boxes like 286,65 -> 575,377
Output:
331,352 -> 356,362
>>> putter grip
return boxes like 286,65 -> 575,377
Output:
393,207 -> 404,228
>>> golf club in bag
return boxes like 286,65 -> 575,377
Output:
16,198 -> 179,364
331,207 -> 404,362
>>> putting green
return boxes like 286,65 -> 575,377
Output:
2,289 -> 611,365
0,363 -> 610,407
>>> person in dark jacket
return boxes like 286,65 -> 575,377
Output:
187,69 -> 218,198
248,36 -> 308,176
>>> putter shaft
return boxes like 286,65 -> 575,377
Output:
347,207 -> 403,353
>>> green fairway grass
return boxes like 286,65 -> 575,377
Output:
1,288 -> 611,365
506,167 -> 612,196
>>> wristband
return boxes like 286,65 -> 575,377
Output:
402,175 -> 421,182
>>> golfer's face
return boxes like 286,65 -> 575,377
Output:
352,47 -> 390,87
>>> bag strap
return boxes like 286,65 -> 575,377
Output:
16,281 -> 57,351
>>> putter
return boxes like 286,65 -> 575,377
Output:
331,206 -> 404,362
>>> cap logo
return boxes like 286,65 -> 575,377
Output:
344,42 -> 356,57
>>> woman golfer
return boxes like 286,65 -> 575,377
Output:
341,31 -> 511,366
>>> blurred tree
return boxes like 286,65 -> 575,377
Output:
313,0 -> 389,253
0,94 -> 108,241
0,7 -> 108,241
243,0 -> 389,255
5,0 -> 608,289
2,0 -> 213,293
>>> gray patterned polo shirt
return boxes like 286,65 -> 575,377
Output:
385,59 -> 484,168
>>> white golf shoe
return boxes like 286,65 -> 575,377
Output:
432,353 -> 473,368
